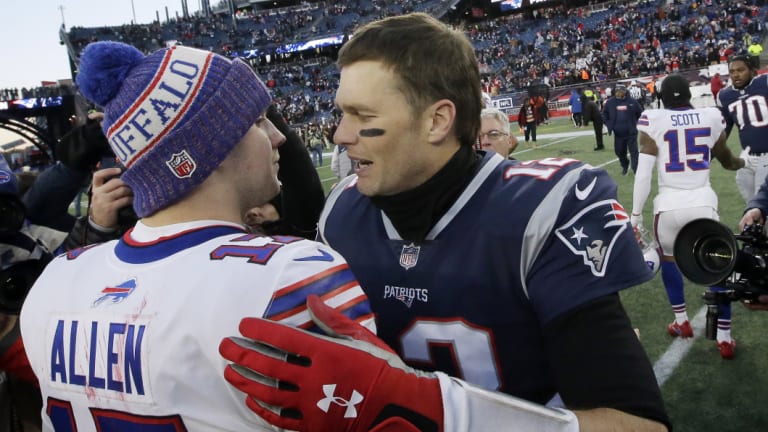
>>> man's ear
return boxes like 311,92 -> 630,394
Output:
426,99 -> 456,144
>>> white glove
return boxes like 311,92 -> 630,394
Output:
630,213 -> 643,229
740,146 -> 759,170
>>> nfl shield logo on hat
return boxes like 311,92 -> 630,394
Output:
166,150 -> 197,178
399,243 -> 420,270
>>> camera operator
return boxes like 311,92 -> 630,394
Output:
738,176 -> 768,310
0,157 -> 53,432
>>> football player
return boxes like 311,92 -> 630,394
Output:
716,54 -> 768,202
632,74 -> 745,359
220,13 -> 670,432
20,41 -> 374,431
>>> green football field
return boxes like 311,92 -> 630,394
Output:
315,116 -> 768,431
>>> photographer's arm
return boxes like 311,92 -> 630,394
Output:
24,113 -> 113,233
740,175 -> 768,231
61,168 -> 132,250
88,168 -> 133,230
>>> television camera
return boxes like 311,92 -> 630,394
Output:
674,218 -> 768,339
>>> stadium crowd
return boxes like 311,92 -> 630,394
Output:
0,84 -> 74,103
58,0 -> 767,128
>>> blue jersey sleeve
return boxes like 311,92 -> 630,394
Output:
525,167 -> 653,323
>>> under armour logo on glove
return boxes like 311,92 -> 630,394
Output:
317,384 -> 363,418
219,295 -> 444,432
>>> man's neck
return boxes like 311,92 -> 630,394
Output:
371,145 -> 480,243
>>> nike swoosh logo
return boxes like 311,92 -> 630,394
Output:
294,249 -> 334,262
575,177 -> 597,201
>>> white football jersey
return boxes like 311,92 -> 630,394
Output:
636,107 -> 725,212
20,220 -> 375,432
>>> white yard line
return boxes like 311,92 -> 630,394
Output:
652,306 -> 707,386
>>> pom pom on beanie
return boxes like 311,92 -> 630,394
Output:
76,42 -> 272,217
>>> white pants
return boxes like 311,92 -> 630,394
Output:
655,207 -> 719,257
735,154 -> 768,202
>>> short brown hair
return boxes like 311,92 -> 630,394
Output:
337,13 -> 482,147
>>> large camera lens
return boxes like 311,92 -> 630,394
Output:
695,235 -> 736,274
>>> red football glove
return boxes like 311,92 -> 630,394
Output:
219,295 -> 444,432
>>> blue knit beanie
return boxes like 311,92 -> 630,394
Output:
76,41 -> 272,217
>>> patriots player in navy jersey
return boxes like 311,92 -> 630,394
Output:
716,54 -> 768,202
221,13 -> 670,432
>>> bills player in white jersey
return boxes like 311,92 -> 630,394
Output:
631,74 -> 744,359
19,41 -> 374,432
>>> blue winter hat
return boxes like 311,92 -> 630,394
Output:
0,157 -> 19,198
76,41 -> 272,217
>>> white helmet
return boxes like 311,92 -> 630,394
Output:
634,225 -> 660,274
643,244 -> 661,274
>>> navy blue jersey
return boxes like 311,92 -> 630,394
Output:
603,96 -> 643,136
717,74 -> 768,153
318,152 -> 653,404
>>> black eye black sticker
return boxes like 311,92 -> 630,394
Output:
359,128 -> 385,137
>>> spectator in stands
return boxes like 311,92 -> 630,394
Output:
63,0 -> 759,125
603,84 -> 644,175
479,108 -> 518,158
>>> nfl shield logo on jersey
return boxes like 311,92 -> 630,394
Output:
166,150 -> 197,178
399,243 -> 420,270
